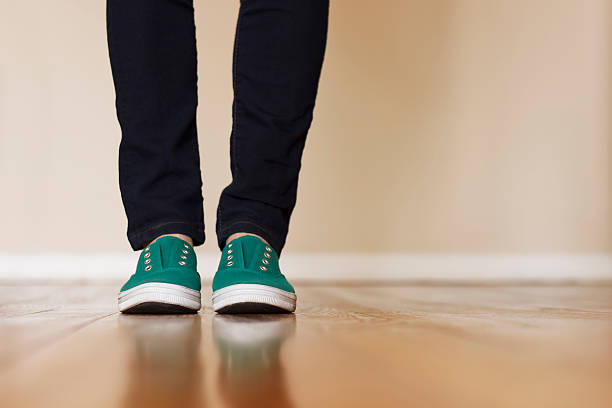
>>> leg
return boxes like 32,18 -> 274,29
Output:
107,0 -> 205,250
216,0 -> 329,256
108,0 -> 203,313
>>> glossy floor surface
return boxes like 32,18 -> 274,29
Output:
0,282 -> 611,408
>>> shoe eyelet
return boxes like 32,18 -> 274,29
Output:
265,246 -> 272,252
145,247 -> 150,251
144,265 -> 152,271
178,261 -> 186,266
264,252 -> 271,258
262,258 -> 269,265
227,255 -> 233,260
227,261 -> 234,266
184,244 -> 189,248
228,243 -> 233,248
182,249 -> 188,254
180,255 -> 187,259
144,259 -> 151,264
144,252 -> 151,258
227,249 -> 233,254
260,266 -> 267,271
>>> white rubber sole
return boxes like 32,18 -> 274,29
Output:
212,284 -> 297,313
118,282 -> 201,313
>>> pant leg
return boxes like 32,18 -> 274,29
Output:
107,0 -> 205,250
216,0 -> 329,256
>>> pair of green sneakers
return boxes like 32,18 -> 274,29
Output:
117,235 -> 296,314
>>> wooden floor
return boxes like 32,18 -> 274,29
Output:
0,282 -> 611,408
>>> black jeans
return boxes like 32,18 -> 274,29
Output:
107,0 -> 328,255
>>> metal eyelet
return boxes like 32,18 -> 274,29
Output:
182,249 -> 188,254
145,247 -> 150,251
227,249 -> 233,254
260,266 -> 267,271
227,261 -> 234,266
262,258 -> 269,265
265,246 -> 272,252
180,255 -> 187,260
264,252 -> 271,258
178,261 -> 186,266
144,252 -> 151,258
144,259 -> 151,264
227,255 -> 233,260
144,265 -> 152,271
184,244 -> 189,248
228,243 -> 233,248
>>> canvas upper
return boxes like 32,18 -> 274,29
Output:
212,235 -> 294,293
120,236 -> 201,292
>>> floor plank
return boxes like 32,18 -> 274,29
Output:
0,283 -> 610,407
0,283 -> 117,368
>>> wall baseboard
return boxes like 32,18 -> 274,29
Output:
1,253 -> 611,282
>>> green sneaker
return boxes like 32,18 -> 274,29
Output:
118,236 -> 201,314
212,235 -> 296,314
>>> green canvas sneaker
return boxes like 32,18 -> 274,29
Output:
118,236 -> 201,314
212,235 -> 296,314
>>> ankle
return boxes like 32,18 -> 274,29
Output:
226,232 -> 269,246
147,234 -> 194,247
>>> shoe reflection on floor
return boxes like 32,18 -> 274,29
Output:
213,314 -> 296,408
119,315 -> 204,408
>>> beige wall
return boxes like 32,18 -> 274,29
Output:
0,0 -> 610,254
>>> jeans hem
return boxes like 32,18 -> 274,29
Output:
128,221 -> 205,251
217,220 -> 283,256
